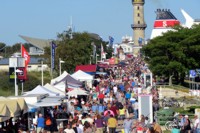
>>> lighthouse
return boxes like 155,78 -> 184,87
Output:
131,0 -> 147,56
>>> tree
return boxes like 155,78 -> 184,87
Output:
44,30 -> 112,74
142,24 -> 200,84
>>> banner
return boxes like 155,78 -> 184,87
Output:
21,45 -> 30,67
109,36 -> 114,46
17,67 -> 27,82
101,44 -> 106,60
51,42 -> 57,70
91,42 -> 96,59
9,67 -> 15,82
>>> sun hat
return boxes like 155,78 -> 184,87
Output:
185,115 -> 189,118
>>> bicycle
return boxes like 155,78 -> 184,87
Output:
165,113 -> 181,131
165,118 -> 180,130
161,97 -> 180,107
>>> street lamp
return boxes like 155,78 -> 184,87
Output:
15,68 -> 23,96
59,58 -> 65,76
96,54 -> 99,64
90,55 -> 93,64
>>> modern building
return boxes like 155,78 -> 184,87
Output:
131,0 -> 147,56
20,35 -> 52,55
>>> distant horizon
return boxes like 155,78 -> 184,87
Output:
0,0 -> 199,45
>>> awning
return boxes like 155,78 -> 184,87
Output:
0,99 -> 21,117
75,64 -> 97,72
66,88 -> 88,97
27,104 -> 38,113
0,104 -> 11,122
33,97 -> 62,107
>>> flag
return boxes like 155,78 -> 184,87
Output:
51,42 -> 57,70
138,37 -> 143,45
101,43 -> 106,60
91,42 -> 96,59
109,36 -> 114,45
21,45 -> 30,67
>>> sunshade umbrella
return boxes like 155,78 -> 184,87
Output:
104,110 -> 115,116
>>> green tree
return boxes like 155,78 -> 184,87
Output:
44,30 -> 112,74
142,24 -> 200,84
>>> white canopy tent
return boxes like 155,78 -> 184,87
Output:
66,88 -> 88,97
71,70 -> 93,88
23,85 -> 60,96
43,83 -> 65,96
71,70 -> 93,80
33,97 -> 62,107
51,71 -> 82,92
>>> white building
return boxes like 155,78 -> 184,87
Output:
114,35 -> 134,54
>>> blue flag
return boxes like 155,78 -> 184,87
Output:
138,37 -> 143,45
109,36 -> 114,46
51,42 -> 57,70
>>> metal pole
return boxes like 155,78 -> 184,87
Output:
14,67 -> 18,96
41,61 -> 44,86
96,54 -> 97,64
59,58 -> 61,76
21,82 -> 23,95
50,42 -> 53,78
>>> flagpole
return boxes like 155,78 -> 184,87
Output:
50,41 -> 53,78
21,44 -> 23,95
101,44 -> 102,61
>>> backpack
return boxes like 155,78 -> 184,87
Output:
46,118 -> 52,126
118,102 -> 123,109
128,106 -> 133,113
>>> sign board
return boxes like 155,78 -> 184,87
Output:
138,94 -> 153,123
17,67 -> 27,82
9,58 -> 18,67
195,108 -> 200,118
189,70 -> 196,78
9,67 -> 15,82
9,57 -> 25,67
143,73 -> 153,88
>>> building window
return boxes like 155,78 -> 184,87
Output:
138,21 -> 140,24
138,13 -> 140,17
128,48 -> 130,51
137,6 -> 140,10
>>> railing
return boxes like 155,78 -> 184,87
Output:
131,24 -> 147,28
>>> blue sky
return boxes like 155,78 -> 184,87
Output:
0,0 -> 199,45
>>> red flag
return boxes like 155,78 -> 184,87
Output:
21,45 -> 30,66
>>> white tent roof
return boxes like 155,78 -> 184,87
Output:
71,70 -> 93,81
51,71 -> 68,85
43,83 -> 65,96
23,85 -> 60,96
33,97 -> 62,107
66,88 -> 88,97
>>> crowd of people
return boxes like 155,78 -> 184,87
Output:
29,56 -> 162,133
1,56 -> 163,133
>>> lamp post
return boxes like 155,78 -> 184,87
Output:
90,55 -> 93,64
96,54 -> 99,64
59,58 -> 65,76
15,68 -> 23,96
41,61 -> 44,86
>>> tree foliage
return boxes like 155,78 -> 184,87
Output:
44,30 -> 112,74
142,24 -> 200,84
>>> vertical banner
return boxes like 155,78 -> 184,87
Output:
109,36 -> 114,46
9,67 -> 15,82
17,67 -> 27,82
21,45 -> 30,67
51,42 -> 57,71
91,42 -> 96,59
